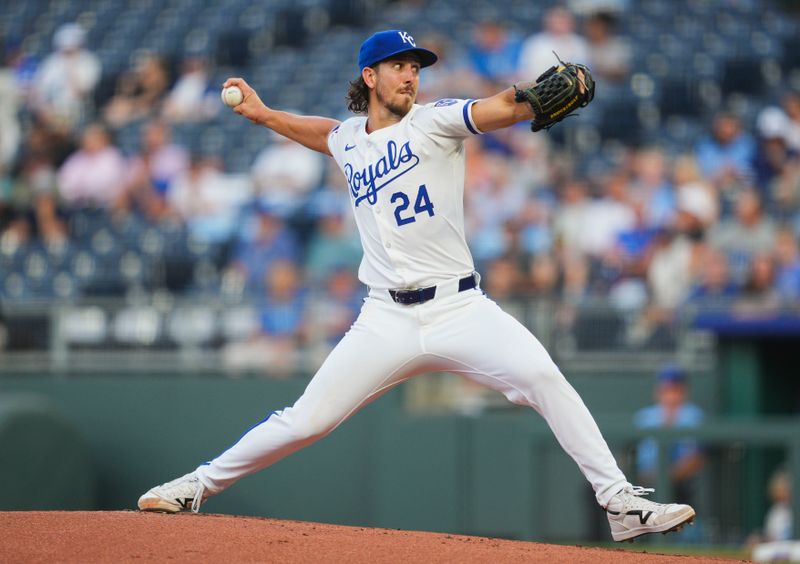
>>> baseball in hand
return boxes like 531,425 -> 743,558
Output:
221,85 -> 244,107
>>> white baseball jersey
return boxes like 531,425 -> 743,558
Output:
327,99 -> 482,290
194,98 -> 632,510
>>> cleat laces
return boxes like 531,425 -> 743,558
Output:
620,486 -> 664,513
190,480 -> 205,513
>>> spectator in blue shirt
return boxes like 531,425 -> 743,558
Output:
774,226 -> 800,302
695,112 -> 756,199
227,202 -> 299,295
685,248 -> 740,307
634,365 -> 705,505
466,20 -> 523,92
256,259 -> 306,373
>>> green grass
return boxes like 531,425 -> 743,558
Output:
575,542 -> 750,561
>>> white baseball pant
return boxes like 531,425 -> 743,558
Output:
196,280 -> 631,507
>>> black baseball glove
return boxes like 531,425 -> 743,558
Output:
514,56 -> 595,132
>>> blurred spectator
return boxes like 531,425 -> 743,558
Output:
629,147 -> 676,229
226,202 -> 299,295
774,226 -> 800,301
773,155 -> 800,224
466,150 -> 526,263
673,155 -> 719,230
31,23 -> 101,134
763,469 -> 793,542
708,189 -> 777,283
258,258 -> 306,353
7,122 -> 66,245
2,35 -> 38,96
483,254 -> 525,300
528,252 -> 560,297
695,112 -> 756,198
251,132 -> 325,215
223,259 -> 307,375
753,101 -> 800,217
685,248 -> 739,307
736,253 -> 780,313
466,20 -> 523,93
103,53 -> 170,128
645,228 -> 696,310
263,260 -> 306,365
304,191 -> 362,286
57,122 -> 127,209
561,253 -> 590,302
634,365 -> 705,505
519,7 -> 589,79
416,34 -> 476,103
755,133 -> 796,213
638,193 -> 710,344
582,11 -> 631,84
517,198 -> 553,256
553,178 -> 591,253
167,154 -> 250,244
554,253 -> 591,331
306,266 -> 364,365
122,119 -> 190,221
757,91 -> 800,154
161,55 -> 218,123
0,43 -> 20,178
468,19 -> 518,80
746,468 -> 795,552
578,171 -> 636,258
507,127 -> 553,192
0,41 -> 20,247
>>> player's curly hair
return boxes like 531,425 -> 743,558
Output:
347,76 -> 370,114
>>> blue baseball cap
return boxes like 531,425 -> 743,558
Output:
358,30 -> 438,72
657,364 -> 686,384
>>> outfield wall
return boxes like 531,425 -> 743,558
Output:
5,371 -> 792,543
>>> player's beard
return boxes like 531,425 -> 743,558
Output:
376,83 -> 415,118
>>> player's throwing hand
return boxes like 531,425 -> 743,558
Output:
221,77 -> 266,125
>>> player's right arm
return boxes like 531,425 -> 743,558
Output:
222,78 -> 340,157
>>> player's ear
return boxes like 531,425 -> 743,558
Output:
362,67 -> 377,89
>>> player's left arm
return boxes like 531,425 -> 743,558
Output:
471,65 -> 593,133
470,85 -> 536,133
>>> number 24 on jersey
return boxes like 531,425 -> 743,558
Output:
391,184 -> 435,227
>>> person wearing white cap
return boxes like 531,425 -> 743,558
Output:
32,23 -> 101,133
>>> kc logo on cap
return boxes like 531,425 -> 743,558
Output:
358,29 -> 438,72
397,31 -> 415,45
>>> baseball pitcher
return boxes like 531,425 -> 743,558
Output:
138,29 -> 695,542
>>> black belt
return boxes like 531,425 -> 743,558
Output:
388,274 -> 477,305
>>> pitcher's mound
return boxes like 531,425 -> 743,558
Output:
0,511 -> 744,563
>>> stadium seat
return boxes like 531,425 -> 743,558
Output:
112,306 -> 163,347
658,76 -> 704,118
781,36 -> 800,74
721,58 -> 766,96
166,306 -> 218,346
58,306 -> 108,346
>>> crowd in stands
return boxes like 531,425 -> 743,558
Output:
2,4 -> 800,362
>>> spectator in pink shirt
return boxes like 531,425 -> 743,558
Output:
57,122 -> 127,209
122,119 -> 189,220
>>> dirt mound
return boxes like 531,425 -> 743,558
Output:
0,511 -> 745,563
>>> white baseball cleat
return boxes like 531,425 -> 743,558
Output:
605,486 -> 696,542
138,471 -> 208,513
